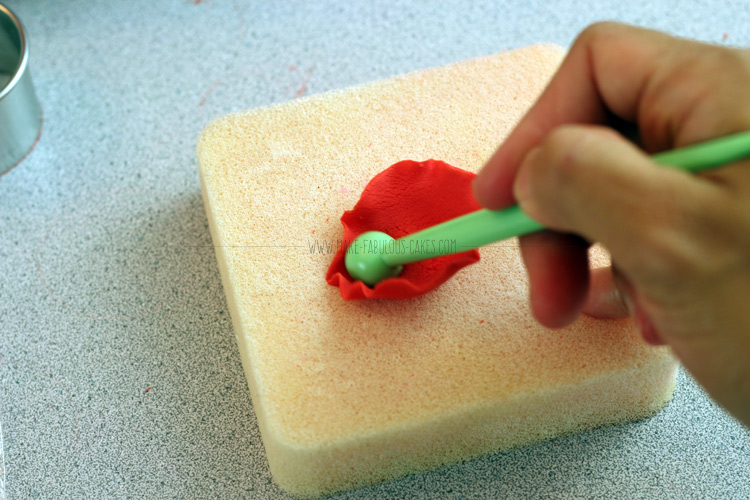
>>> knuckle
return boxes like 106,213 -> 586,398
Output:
639,45 -> 750,148
528,126 -> 595,228
638,228 -> 692,284
638,68 -> 695,149
625,227 -> 698,304
710,46 -> 750,74
539,125 -> 593,179
628,188 -> 737,301
577,21 -> 621,45
691,190 -> 750,274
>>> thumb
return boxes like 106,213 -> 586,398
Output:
512,124 -> 707,289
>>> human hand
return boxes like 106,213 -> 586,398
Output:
473,22 -> 750,424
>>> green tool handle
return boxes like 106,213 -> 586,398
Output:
383,131 -> 750,267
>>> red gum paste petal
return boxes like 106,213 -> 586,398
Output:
326,159 -> 482,300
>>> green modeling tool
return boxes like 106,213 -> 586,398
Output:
345,131 -> 750,286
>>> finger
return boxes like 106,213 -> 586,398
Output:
582,266 -> 666,344
473,22 -> 672,210
519,231 -> 590,329
582,266 -> 630,319
512,124 -> 714,292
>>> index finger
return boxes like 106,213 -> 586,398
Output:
473,22 -> 671,209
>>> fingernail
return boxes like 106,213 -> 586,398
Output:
620,289 -> 634,315
635,308 -> 665,346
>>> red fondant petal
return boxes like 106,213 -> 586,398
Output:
326,159 -> 482,300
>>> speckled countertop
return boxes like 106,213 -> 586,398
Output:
1,1 -> 749,499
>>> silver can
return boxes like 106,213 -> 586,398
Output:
0,3 -> 42,175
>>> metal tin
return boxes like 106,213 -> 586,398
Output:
0,3 -> 42,175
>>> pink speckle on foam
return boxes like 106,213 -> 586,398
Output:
339,186 -> 349,196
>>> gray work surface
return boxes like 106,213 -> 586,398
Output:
2,1 -> 749,499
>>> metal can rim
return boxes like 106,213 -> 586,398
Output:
0,3 -> 29,101
0,2 -> 42,175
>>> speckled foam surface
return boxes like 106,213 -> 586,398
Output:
2,1 -> 750,499
197,44 -> 678,497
